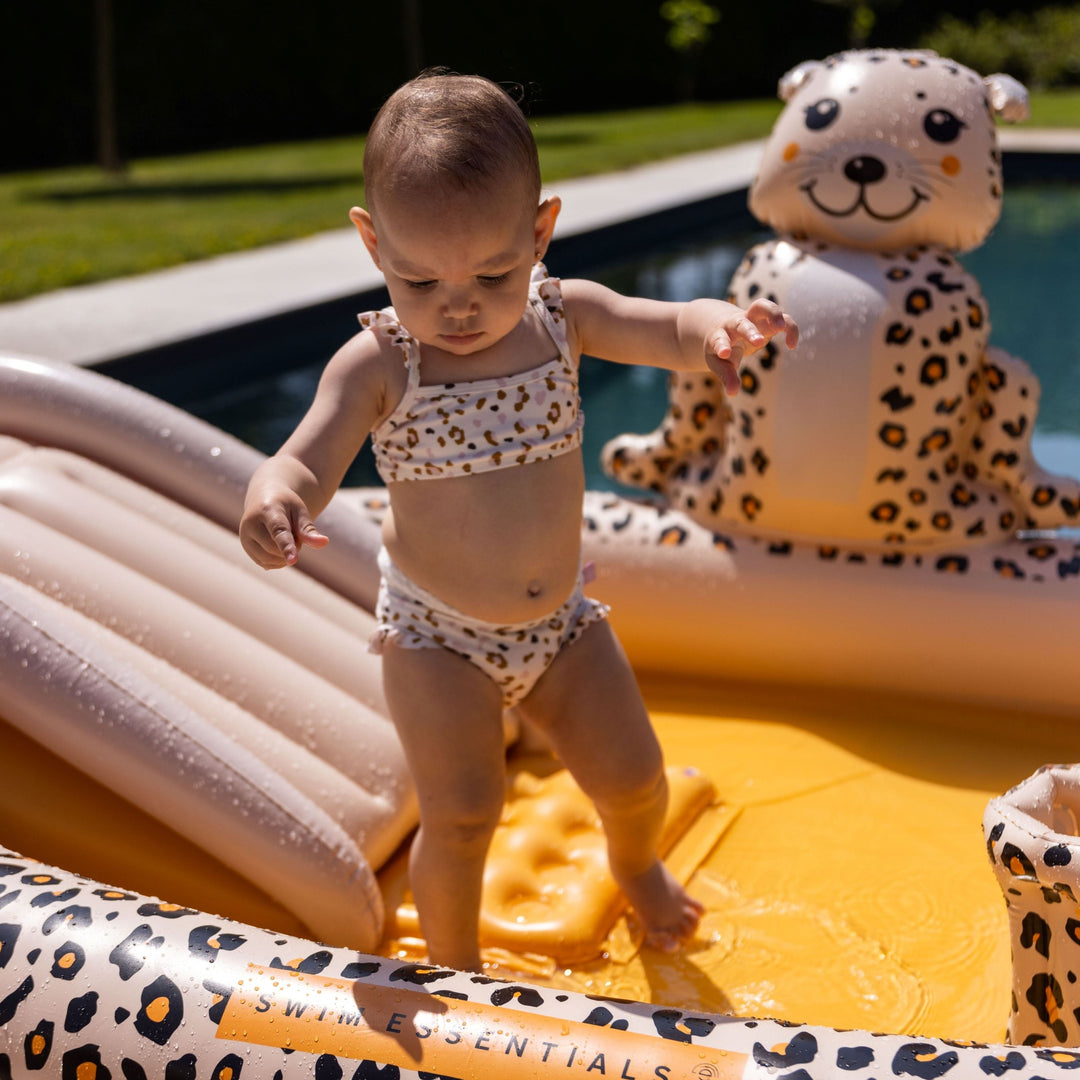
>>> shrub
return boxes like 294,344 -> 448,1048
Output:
919,5 -> 1080,88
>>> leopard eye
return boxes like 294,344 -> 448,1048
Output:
805,98 -> 840,131
924,108 -> 966,143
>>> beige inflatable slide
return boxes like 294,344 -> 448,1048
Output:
0,352 -> 404,948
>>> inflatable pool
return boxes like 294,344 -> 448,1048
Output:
4,842 -> 1080,1080
2,347 -> 1079,1074
3,44 -> 1080,1080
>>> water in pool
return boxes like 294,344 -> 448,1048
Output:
180,183 -> 1080,494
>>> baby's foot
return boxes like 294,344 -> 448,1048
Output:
615,859 -> 704,952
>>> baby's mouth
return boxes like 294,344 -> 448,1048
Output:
441,330 -> 484,345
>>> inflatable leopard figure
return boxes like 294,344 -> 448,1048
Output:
604,49 -> 1080,560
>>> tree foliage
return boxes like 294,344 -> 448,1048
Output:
920,4 -> 1080,88
660,0 -> 720,52
812,0 -> 899,48
4,0 -> 1051,171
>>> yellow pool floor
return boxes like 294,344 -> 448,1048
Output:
383,675 -> 1078,1044
3,674 -> 1074,1045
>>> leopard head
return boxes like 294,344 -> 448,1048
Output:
748,49 -> 1028,253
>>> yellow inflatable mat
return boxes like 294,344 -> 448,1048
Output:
381,760 -> 732,967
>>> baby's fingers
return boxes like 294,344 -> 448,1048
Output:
296,515 -> 330,553
266,512 -> 301,566
708,325 -> 743,359
745,298 -> 799,349
732,315 -> 767,349
705,337 -> 743,396
240,526 -> 290,570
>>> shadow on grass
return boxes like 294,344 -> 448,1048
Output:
27,174 -> 362,202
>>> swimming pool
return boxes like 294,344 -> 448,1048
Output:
964,184 -> 1080,480
144,182 -> 1080,493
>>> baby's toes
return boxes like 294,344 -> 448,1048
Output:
645,928 -> 681,953
678,907 -> 702,940
672,898 -> 704,940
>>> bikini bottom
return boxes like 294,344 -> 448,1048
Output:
368,547 -> 609,706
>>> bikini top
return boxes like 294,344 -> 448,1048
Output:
361,263 -> 584,483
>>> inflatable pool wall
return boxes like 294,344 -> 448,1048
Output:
4,849 -> 1080,1080
985,765 -> 1080,1047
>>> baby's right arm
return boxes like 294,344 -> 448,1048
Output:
239,330 -> 394,569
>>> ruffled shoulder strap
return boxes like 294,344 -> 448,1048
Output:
358,307 -> 421,391
529,262 -> 573,363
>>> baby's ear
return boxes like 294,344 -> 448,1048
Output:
985,73 -> 1030,122
350,207 -> 381,266
777,59 -> 823,102
534,196 -> 561,259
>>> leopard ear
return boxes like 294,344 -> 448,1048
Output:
985,73 -> 1029,122
778,60 -> 823,103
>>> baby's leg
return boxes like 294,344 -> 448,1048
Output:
518,622 -> 704,951
381,641 -> 506,972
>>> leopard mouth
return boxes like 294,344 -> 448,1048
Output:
800,180 -> 928,222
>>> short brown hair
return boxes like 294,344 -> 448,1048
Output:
363,71 -> 541,211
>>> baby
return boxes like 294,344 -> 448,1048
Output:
240,71 -> 798,972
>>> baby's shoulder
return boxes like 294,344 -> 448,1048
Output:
556,277 -> 630,356
545,276 -> 604,350
354,307 -> 411,362
322,315 -> 410,411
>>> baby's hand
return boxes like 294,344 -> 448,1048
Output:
705,298 -> 799,396
239,490 -> 329,569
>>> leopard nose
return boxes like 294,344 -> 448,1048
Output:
844,155 -> 887,185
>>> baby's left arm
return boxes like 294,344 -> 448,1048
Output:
561,279 -> 798,396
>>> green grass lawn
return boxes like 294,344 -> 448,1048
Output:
1,91 -> 1076,304
1026,88 -> 1080,127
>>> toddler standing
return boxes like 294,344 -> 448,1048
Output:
241,71 -> 798,972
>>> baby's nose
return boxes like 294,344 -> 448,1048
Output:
443,286 -> 478,318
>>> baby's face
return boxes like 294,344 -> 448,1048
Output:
362,180 -> 553,356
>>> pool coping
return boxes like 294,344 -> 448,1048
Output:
0,128 -> 1076,372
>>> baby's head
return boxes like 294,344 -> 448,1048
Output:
351,72 -> 559,355
363,71 -> 541,216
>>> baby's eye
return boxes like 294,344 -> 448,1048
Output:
479,272 -> 511,287
404,279 -> 437,290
